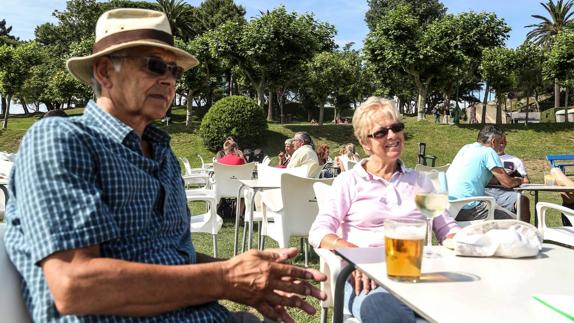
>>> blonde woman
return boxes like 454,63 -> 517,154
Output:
309,96 -> 459,322
336,143 -> 361,171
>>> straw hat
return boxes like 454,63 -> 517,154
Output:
66,8 -> 199,84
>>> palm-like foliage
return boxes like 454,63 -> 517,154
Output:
155,0 -> 195,41
526,0 -> 574,48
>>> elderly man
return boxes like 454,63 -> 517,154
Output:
447,125 -> 525,221
4,9 -> 325,323
286,131 -> 320,177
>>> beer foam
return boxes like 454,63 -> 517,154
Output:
385,226 -> 426,240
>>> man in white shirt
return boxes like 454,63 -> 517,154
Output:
484,136 -> 530,220
287,131 -> 320,177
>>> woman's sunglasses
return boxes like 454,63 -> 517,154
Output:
108,55 -> 184,80
367,122 -> 405,139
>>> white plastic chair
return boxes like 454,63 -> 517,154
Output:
213,162 -> 257,202
415,163 -> 503,227
260,174 -> 333,267
0,224 -> 33,322
0,190 -> 5,221
261,155 -> 271,166
241,165 -> 309,251
345,160 -> 356,172
179,157 -> 210,189
197,154 -> 213,170
536,202 -> 574,246
185,186 -> 221,257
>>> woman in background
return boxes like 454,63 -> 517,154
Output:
336,143 -> 361,172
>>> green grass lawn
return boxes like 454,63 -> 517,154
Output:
2,105 -> 574,322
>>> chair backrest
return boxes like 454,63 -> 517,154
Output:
279,174 -> 333,237
178,157 -> 193,176
261,156 -> 271,166
414,163 -> 450,173
0,224 -> 33,322
213,162 -> 256,199
257,164 -> 308,187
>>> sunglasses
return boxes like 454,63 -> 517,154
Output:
108,55 -> 184,80
367,122 -> 405,139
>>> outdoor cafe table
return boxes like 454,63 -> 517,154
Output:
233,179 -> 279,256
514,184 -> 574,226
333,244 -> 574,323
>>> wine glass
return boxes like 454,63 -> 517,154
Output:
414,170 -> 449,257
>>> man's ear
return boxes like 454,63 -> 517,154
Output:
93,57 -> 112,88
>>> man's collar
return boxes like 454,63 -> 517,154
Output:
83,100 -> 170,145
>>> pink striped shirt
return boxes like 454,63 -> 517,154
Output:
309,159 -> 460,248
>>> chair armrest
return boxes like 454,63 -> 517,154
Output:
449,196 -> 496,226
536,201 -> 574,232
315,248 -> 345,307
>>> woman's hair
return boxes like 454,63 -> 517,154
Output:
352,96 -> 400,145
344,143 -> 356,157
223,139 -> 238,155
316,143 -> 330,165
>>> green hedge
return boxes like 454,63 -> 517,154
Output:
199,96 -> 268,151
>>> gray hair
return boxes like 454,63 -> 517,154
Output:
294,131 -> 314,149
284,138 -> 293,146
477,125 -> 505,144
90,51 -> 125,98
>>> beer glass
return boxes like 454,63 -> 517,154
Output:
384,218 -> 426,282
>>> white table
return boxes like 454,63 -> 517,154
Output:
334,244 -> 574,323
233,179 -> 279,256
515,184 -> 574,225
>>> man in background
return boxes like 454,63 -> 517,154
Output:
287,131 -> 320,177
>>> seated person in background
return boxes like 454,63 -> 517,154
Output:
550,167 -> 574,226
215,136 -> 244,160
336,143 -> 361,172
277,138 -> 294,167
4,9 -> 326,323
42,109 -> 68,118
484,136 -> 530,220
316,143 -> 332,166
287,131 -> 320,177
309,96 -> 459,323
310,118 -> 318,125
447,125 -> 525,222
217,139 -> 246,165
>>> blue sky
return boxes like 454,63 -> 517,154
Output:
2,0 -> 548,49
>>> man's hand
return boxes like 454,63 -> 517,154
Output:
220,248 -> 327,323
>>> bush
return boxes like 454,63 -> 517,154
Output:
199,96 -> 268,151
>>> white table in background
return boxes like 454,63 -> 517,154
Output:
233,179 -> 279,256
334,244 -> 574,323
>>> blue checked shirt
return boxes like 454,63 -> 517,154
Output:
4,101 -> 231,322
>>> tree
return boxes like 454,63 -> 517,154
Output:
191,0 -> 246,36
155,0 -> 195,41
305,50 -> 359,125
0,19 -> 18,45
515,42 -> 545,124
526,0 -> 574,111
545,30 -> 574,119
480,47 -> 516,124
365,0 -> 445,31
242,7 -> 335,122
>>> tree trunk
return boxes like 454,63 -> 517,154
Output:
267,89 -> 273,122
413,74 -> 430,121
21,98 -> 30,115
555,78 -> 560,110
443,93 -> 450,124
565,85 -> 569,123
1,95 -> 5,116
319,102 -> 325,126
495,95 -> 502,125
276,89 -> 285,124
534,90 -> 540,111
481,82 -> 490,124
525,89 -> 530,125
185,91 -> 194,127
255,82 -> 265,110
3,94 -> 11,129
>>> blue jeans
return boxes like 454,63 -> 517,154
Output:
344,281 -> 416,323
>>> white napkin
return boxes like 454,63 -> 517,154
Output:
453,220 -> 542,258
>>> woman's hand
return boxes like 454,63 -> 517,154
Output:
351,269 -> 377,296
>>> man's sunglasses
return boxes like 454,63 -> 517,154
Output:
108,55 -> 184,80
367,122 -> 405,139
